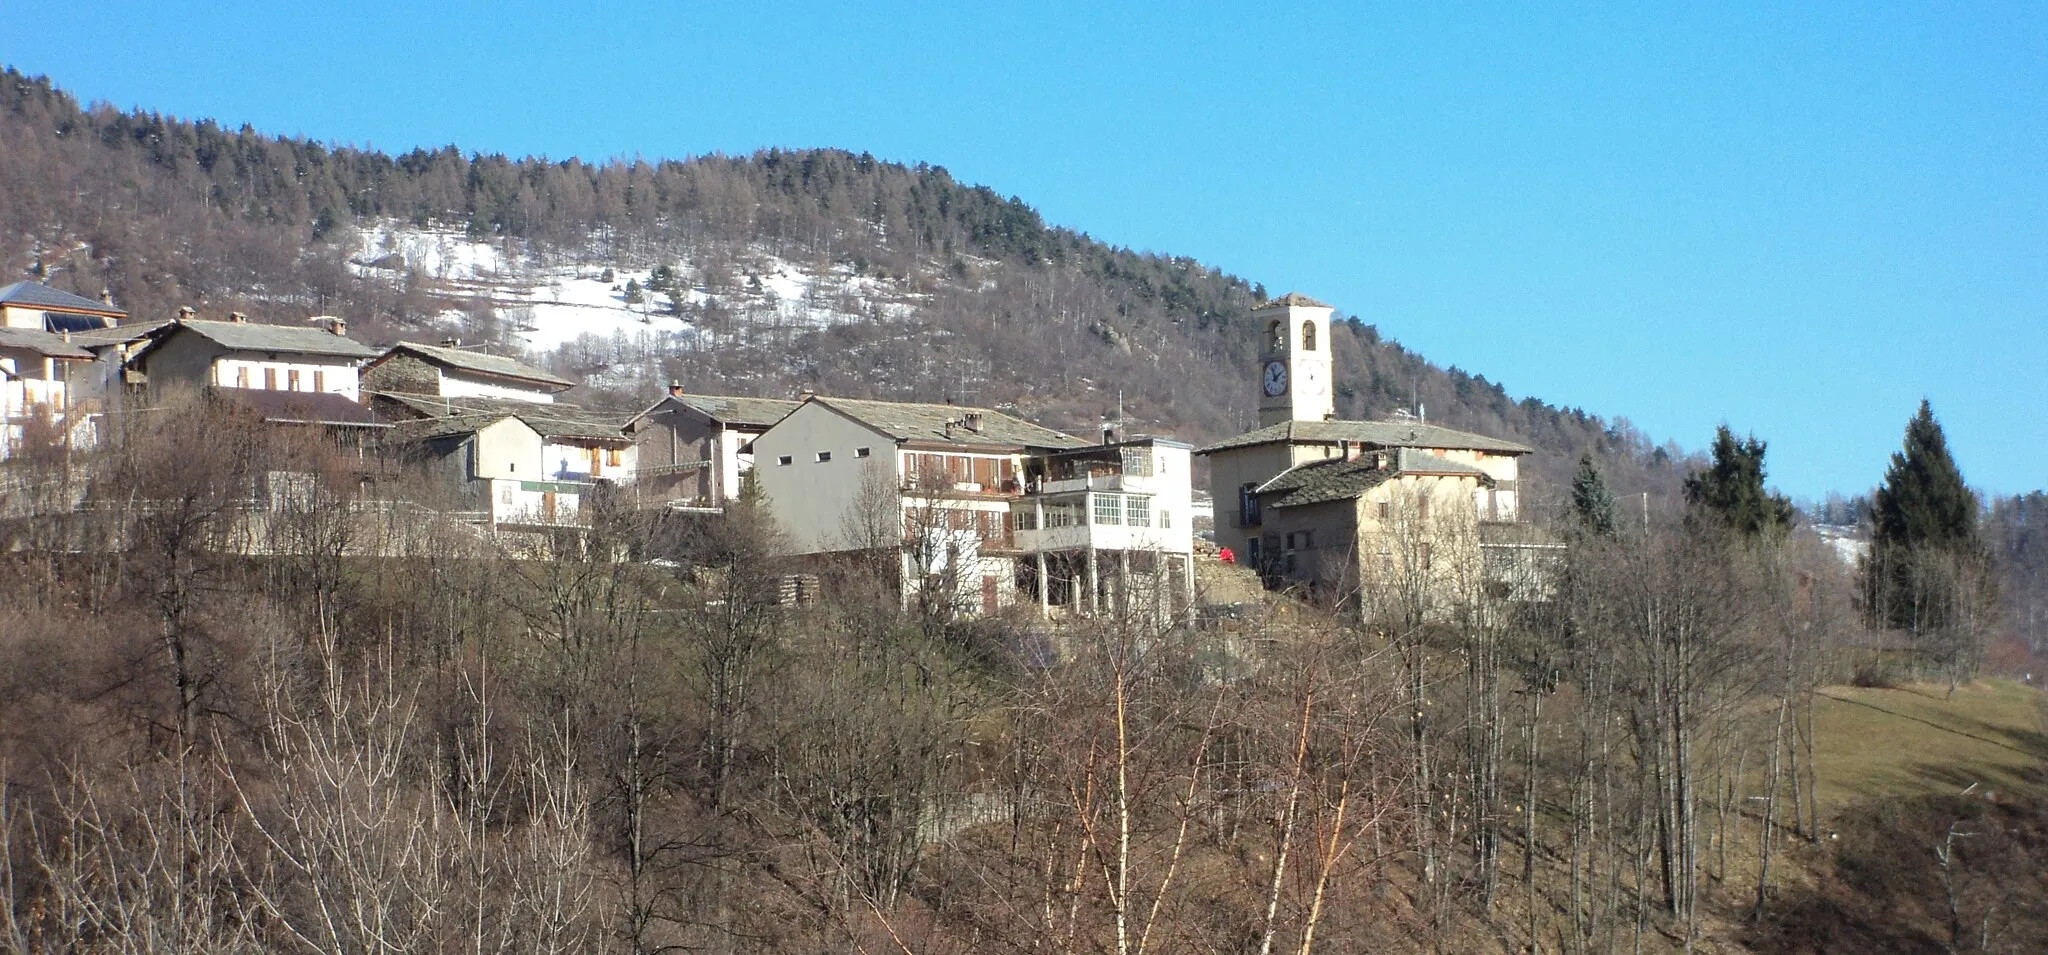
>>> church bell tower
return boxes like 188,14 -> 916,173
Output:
1254,292 -> 1335,427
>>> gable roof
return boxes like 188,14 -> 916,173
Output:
809,396 -> 1089,450
0,281 -> 126,318
378,341 -> 574,390
0,327 -> 94,360
372,391 -> 630,444
1255,448 -> 1494,509
155,319 -> 380,359
673,393 -> 801,429
1196,418 -> 1533,456
1253,292 -> 1331,310
215,389 -> 389,428
64,320 -> 171,349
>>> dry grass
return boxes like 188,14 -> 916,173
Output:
1812,678 -> 2048,809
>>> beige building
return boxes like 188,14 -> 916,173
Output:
750,396 -> 1195,620
126,313 -> 379,401
0,281 -> 125,332
1199,293 -> 1549,611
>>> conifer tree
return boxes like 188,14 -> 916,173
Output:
1569,454 -> 1617,537
1683,426 -> 1794,538
1866,400 -> 1986,635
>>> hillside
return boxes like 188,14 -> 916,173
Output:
0,67 -> 1685,504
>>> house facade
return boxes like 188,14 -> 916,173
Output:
381,394 -> 636,528
0,328 -> 95,457
624,385 -> 799,506
127,314 -> 379,401
751,396 -> 1195,620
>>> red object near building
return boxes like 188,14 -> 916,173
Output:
1217,546 -> 1235,564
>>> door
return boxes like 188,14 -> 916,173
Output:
542,492 -> 557,524
981,574 -> 999,616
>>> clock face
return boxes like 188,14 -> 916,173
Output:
1262,360 -> 1289,397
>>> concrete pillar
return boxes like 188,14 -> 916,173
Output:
1118,549 -> 1132,620
1086,547 -> 1099,618
1036,551 -> 1050,619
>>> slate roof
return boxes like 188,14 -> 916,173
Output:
1253,292 -> 1331,310
216,389 -> 388,428
372,391 -> 630,444
813,396 -> 1090,450
672,393 -> 801,429
1255,448 -> 1495,509
64,320 -> 170,348
1195,418 -> 1533,456
380,341 -> 575,389
0,281 -> 126,317
0,327 -> 94,360
161,319 -> 380,359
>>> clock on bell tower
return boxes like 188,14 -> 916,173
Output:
1254,292 -> 1335,427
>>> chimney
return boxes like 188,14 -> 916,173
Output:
1101,422 -> 1117,444
1374,450 -> 1391,469
1339,439 -> 1352,460
176,306 -> 195,322
667,380 -> 684,398
797,388 -> 816,402
228,311 -> 248,324
99,289 -> 114,306
329,317 -> 348,337
441,337 -> 460,348
962,411 -> 984,433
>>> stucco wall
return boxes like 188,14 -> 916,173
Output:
751,402 -> 897,555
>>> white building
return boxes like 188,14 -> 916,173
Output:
0,327 -> 95,457
126,314 -> 379,401
0,281 -> 125,332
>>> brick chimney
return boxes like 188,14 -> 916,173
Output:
329,317 -> 348,337
667,380 -> 685,398
962,411 -> 984,433
176,306 -> 195,321
228,311 -> 248,324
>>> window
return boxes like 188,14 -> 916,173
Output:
1418,497 -> 1430,520
1015,509 -> 1037,531
236,367 -> 250,389
816,451 -> 832,463
1159,509 -> 1171,529
288,369 -> 301,391
1301,320 -> 1317,351
607,449 -> 622,467
1239,483 -> 1261,527
1420,542 -> 1433,571
777,455 -> 793,466
1093,493 -> 1122,526
1125,495 -> 1151,527
263,368 -> 278,390
855,447 -> 871,458
313,370 -> 326,392
1119,448 -> 1153,477
1376,502 -> 1390,521
1268,320 -> 1285,352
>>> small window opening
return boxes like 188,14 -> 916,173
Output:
855,447 -> 871,458
816,451 -> 832,463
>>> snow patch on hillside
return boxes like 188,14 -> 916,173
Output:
347,224 -> 923,363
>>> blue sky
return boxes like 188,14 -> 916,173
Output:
8,2 -> 2044,500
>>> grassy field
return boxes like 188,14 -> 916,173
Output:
1812,678 -> 2048,809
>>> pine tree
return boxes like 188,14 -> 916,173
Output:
1682,426 -> 1794,538
1569,454 -> 1617,537
1866,400 -> 1987,638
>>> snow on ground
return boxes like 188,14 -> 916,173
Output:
1810,524 -> 1869,566
347,223 -> 920,360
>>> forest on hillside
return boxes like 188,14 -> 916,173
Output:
0,67 -> 1657,500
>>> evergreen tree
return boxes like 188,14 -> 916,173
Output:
1682,426 -> 1794,538
1569,454 -> 1617,537
1866,400 -> 1987,636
